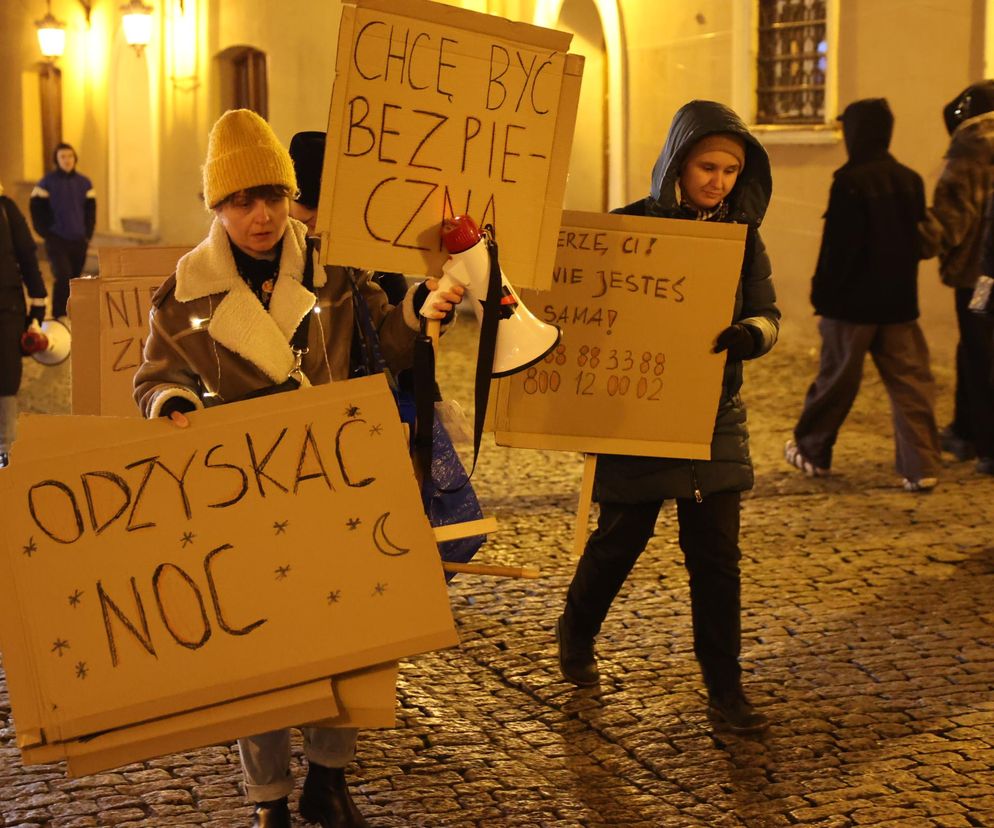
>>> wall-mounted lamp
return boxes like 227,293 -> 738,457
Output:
35,0 -> 67,60
120,0 -> 153,55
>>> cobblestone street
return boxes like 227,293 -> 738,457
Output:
2,304 -> 993,827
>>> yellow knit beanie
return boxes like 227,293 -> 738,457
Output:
202,109 -> 296,208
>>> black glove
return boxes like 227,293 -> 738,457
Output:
712,323 -> 756,361
158,397 -> 197,418
26,304 -> 46,329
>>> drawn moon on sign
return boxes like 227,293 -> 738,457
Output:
372,512 -> 410,557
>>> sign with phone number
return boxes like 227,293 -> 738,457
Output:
492,210 -> 746,460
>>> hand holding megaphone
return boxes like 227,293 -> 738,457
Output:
20,318 -> 71,366
420,215 -> 561,376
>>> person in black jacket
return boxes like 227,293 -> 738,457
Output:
29,142 -> 95,322
786,98 -> 942,491
556,100 -> 780,735
0,179 -> 48,468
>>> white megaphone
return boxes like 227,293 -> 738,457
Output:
20,319 -> 71,366
422,215 -> 561,376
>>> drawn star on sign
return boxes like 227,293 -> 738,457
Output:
368,424 -> 383,436
346,517 -> 361,531
327,590 -> 341,604
345,404 -> 361,417
68,589 -> 84,608
180,531 -> 196,547
275,565 -> 291,580
75,662 -> 88,680
372,582 -> 388,597
22,537 -> 37,557
273,520 -> 288,535
51,639 -> 70,657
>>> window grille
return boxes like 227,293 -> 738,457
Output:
756,0 -> 827,124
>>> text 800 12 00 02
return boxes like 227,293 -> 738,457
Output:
520,343 -> 666,400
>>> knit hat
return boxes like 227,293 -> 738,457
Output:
288,131 -> 326,210
202,109 -> 296,208
684,132 -> 746,168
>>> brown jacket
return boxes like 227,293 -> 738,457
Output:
919,111 -> 994,289
134,217 -> 421,417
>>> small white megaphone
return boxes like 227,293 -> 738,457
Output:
422,215 -> 561,377
21,319 -> 71,366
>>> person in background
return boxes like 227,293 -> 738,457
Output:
134,109 -> 462,828
785,98 -> 942,491
919,81 -> 994,476
555,100 -> 780,735
29,142 -> 95,323
0,178 -> 47,469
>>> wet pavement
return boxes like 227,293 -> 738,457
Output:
2,278 -> 993,827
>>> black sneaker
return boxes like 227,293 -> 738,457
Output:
977,457 -> 994,476
940,427 -> 976,461
556,615 -> 600,686
707,687 -> 769,734
0,452 -> 8,469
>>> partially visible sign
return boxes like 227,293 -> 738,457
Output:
492,211 -> 747,459
317,0 -> 583,288
0,376 -> 457,771
71,247 -> 189,416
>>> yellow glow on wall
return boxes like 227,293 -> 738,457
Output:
168,0 -> 198,84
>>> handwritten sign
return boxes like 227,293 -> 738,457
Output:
492,210 -> 747,459
316,0 -> 583,288
0,375 -> 457,762
71,248 -> 189,416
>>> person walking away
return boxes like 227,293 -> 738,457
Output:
29,142 -> 95,324
919,81 -> 994,476
133,109 -> 462,828
784,98 -> 941,491
0,179 -> 47,468
556,100 -> 780,734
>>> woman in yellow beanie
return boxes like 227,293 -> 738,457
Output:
134,109 -> 462,828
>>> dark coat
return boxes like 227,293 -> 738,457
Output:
1,195 -> 46,397
594,101 -> 781,503
811,98 -> 925,324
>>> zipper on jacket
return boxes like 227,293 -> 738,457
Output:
690,460 -> 703,503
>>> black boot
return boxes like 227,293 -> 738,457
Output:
299,763 -> 368,827
556,614 -> 599,686
707,686 -> 769,734
251,798 -> 291,828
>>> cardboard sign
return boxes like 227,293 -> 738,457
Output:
316,0 -> 583,288
492,211 -> 747,459
0,375 -> 457,769
71,247 -> 189,416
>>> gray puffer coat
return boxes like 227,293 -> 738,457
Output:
594,100 -> 780,503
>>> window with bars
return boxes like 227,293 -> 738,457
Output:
756,0 -> 828,125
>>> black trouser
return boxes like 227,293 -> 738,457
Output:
949,287 -> 994,458
563,492 -> 743,694
45,235 -> 88,318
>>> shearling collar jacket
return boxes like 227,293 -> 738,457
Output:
920,111 -> 994,288
134,216 -> 420,417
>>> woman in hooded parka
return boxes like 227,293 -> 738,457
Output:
556,100 -> 780,734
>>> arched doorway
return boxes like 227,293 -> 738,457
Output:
535,0 -> 626,210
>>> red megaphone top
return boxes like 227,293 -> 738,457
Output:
441,215 -> 482,254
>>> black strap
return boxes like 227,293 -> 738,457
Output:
290,240 -> 318,353
414,225 -> 502,493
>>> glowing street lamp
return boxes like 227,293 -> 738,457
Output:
35,0 -> 67,60
121,0 -> 153,55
